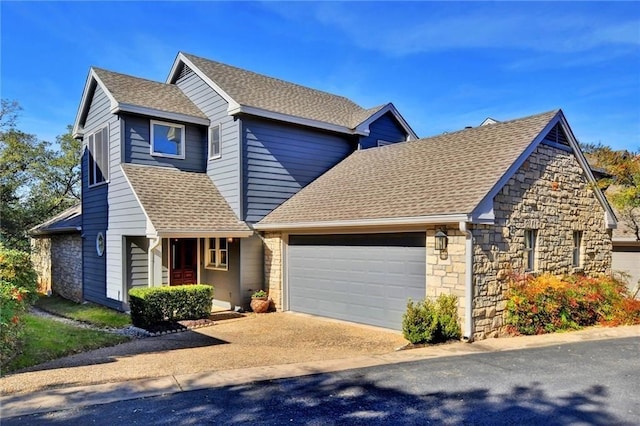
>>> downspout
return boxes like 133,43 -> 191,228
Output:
148,236 -> 162,287
459,222 -> 474,341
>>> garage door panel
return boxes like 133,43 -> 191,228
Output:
288,233 -> 426,330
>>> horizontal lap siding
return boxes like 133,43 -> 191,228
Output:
359,112 -> 407,149
243,118 -> 353,222
123,114 -> 206,172
126,236 -> 149,290
82,85 -> 120,309
176,70 -> 241,216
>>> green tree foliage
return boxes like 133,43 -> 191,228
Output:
582,143 -> 640,240
0,100 -> 80,250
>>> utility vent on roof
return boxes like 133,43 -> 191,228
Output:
543,122 -> 569,146
177,64 -> 193,81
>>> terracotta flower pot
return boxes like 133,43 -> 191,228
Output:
250,297 -> 270,313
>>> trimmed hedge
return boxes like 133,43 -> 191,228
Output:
402,294 -> 462,344
129,285 -> 214,328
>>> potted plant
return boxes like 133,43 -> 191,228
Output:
250,289 -> 270,313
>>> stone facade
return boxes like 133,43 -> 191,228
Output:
30,233 -> 83,303
471,144 -> 612,339
425,227 -> 467,325
263,232 -> 284,310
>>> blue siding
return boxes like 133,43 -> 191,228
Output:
175,69 -> 241,216
123,114 -> 207,172
242,118 -> 353,222
81,85 -> 120,309
359,112 -> 407,149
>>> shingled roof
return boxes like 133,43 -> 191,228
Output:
93,68 -> 207,120
122,164 -> 250,235
30,204 -> 82,235
177,53 -> 400,132
258,110 -> 561,227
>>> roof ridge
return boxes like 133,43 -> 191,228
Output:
181,52 -> 366,110
92,67 -> 174,87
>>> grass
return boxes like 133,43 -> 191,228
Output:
35,295 -> 131,328
2,313 -> 130,374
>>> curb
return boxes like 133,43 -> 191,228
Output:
1,325 -> 638,419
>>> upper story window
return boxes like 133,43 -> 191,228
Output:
151,120 -> 185,159
572,231 -> 583,268
377,140 -> 393,147
88,126 -> 109,187
205,237 -> 228,270
523,229 -> 537,272
209,125 -> 221,159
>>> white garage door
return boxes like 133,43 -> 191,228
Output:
287,233 -> 426,330
612,247 -> 640,295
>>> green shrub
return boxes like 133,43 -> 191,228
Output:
402,294 -> 461,344
128,285 -> 214,328
0,243 -> 38,366
505,273 -> 640,335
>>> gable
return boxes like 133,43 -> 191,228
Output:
359,112 -> 409,149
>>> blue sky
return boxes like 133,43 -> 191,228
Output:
2,1 -> 639,151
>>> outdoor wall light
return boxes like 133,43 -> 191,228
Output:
227,237 -> 234,243
434,228 -> 448,252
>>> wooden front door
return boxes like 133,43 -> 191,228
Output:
170,238 -> 197,285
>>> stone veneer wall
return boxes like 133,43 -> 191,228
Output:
263,232 -> 283,310
30,233 -> 83,303
425,227 -> 467,328
471,144 -> 612,340
31,237 -> 52,294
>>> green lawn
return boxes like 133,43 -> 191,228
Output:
3,313 -> 130,374
35,295 -> 131,328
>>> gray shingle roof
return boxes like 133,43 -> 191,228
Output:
182,53 -> 383,129
93,68 -> 207,120
259,110 -> 559,225
122,164 -> 249,234
29,204 -> 82,235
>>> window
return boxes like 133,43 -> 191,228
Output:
572,231 -> 582,267
377,140 -> 393,147
209,125 -> 221,159
205,238 -> 228,270
88,126 -> 109,187
151,120 -> 185,159
524,229 -> 537,272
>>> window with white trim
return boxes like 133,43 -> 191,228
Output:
88,126 -> 109,187
377,140 -> 393,147
205,237 -> 228,270
151,120 -> 185,159
572,231 -> 582,268
524,229 -> 537,272
209,125 -> 221,159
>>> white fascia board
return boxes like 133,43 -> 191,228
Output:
228,104 -> 360,136
73,68 -> 118,138
156,230 -> 254,238
167,53 -> 241,111
354,103 -> 419,140
470,112 -> 561,221
113,103 -> 210,126
254,214 -> 471,231
556,112 -> 618,229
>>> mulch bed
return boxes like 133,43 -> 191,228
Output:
139,311 -> 245,335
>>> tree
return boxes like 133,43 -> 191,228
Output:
0,100 -> 81,251
582,143 -> 640,241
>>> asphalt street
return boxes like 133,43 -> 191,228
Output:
5,337 -> 639,425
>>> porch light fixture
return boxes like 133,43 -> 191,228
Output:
434,228 -> 448,252
227,237 -> 234,243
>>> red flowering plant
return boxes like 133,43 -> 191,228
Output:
0,244 -> 38,366
505,273 -> 640,336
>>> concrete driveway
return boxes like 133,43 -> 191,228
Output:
1,312 -> 408,395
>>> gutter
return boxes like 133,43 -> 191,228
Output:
459,221 -> 474,341
148,236 -> 162,287
254,214 -> 472,231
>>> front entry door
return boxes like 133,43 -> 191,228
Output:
170,238 -> 197,285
